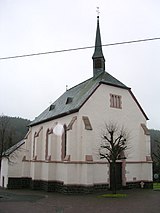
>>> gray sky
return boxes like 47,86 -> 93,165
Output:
0,0 -> 160,129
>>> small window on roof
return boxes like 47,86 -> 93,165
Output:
49,104 -> 55,111
66,97 -> 73,104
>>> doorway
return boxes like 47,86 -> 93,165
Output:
110,162 -> 122,190
2,176 -> 5,187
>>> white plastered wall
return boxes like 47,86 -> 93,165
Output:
0,158 -> 8,187
3,83 -> 152,187
0,143 -> 26,188
78,83 -> 152,183
126,162 -> 152,182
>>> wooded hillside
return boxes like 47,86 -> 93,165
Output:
150,129 -> 160,179
0,115 -> 30,156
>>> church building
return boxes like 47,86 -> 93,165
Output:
0,16 -> 153,192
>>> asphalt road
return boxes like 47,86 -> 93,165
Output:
0,188 -> 160,213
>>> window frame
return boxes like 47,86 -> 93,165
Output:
110,94 -> 122,109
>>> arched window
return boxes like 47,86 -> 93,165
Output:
33,132 -> 37,159
45,129 -> 49,160
61,124 -> 67,160
32,127 -> 43,160
45,128 -> 53,160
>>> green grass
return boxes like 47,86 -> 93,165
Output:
153,182 -> 160,190
98,193 -> 127,198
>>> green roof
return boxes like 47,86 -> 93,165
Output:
29,71 -> 129,126
92,16 -> 104,59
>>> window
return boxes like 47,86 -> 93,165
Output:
95,59 -> 102,68
33,135 -> 36,159
66,97 -> 73,104
33,133 -> 38,160
61,124 -> 67,160
110,94 -> 122,109
82,116 -> 93,130
45,128 -> 53,160
49,104 -> 55,111
67,116 -> 77,130
32,127 -> 43,160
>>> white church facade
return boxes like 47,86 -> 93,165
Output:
0,16 -> 153,192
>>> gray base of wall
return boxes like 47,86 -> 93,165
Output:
7,178 -> 153,193
31,180 -> 109,193
7,178 -> 109,193
125,181 -> 153,189
8,177 -> 31,189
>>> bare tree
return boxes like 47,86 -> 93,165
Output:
99,122 -> 129,194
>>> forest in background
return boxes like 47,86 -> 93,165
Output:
0,115 -> 30,156
150,129 -> 160,179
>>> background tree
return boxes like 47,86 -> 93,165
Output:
99,122 -> 129,194
150,129 -> 160,180
0,115 -> 30,167
153,143 -> 160,181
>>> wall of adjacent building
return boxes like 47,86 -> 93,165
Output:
0,158 -> 8,187
0,143 -> 26,188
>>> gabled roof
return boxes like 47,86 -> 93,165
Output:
3,140 -> 24,157
30,72 -> 130,126
29,16 -> 148,127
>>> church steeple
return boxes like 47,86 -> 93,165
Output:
92,15 -> 105,77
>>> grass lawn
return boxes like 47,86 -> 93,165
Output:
98,193 -> 127,198
153,182 -> 160,190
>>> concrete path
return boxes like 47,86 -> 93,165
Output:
0,188 -> 160,213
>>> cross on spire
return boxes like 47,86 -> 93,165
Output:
96,7 -> 100,17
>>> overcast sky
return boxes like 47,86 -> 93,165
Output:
0,0 -> 160,129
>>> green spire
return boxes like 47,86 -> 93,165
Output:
92,16 -> 105,77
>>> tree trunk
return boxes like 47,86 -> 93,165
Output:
112,162 -> 117,194
110,161 -> 117,194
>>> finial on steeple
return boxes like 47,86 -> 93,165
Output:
92,9 -> 105,78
